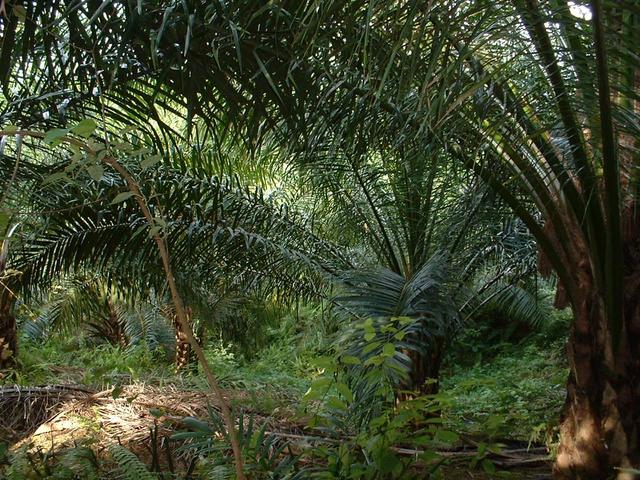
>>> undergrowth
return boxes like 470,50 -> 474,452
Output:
442,342 -> 567,443
442,307 -> 571,445
4,337 -> 175,387
1,302 -> 572,478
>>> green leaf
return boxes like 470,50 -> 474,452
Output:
477,442 -> 487,457
132,147 -> 151,156
310,377 -> 333,389
313,356 -> 336,370
131,224 -> 147,239
3,124 -> 18,133
393,331 -> 406,341
362,341 -> 381,354
182,417 -> 213,433
148,225 -> 162,238
114,142 -> 134,152
13,5 -> 26,21
69,150 -> 84,163
304,377 -> 333,400
149,408 -> 163,418
435,430 -> 459,444
326,397 -> 347,411
71,119 -> 98,138
377,451 -> 401,474
253,51 -> 283,103
341,355 -> 361,365
382,343 -> 395,357
336,382 -> 354,403
86,164 -> 104,181
420,451 -> 442,462
43,128 -> 70,146
413,435 -> 434,445
141,154 -> 162,169
364,356 -> 384,366
0,211 -> 9,236
364,331 -> 376,341
42,172 -> 70,184
87,139 -> 106,152
111,192 -> 134,204
481,459 -> 496,474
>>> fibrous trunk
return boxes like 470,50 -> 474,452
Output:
172,307 -> 197,371
400,335 -> 443,399
0,301 -> 16,370
554,274 -> 640,479
96,300 -> 127,347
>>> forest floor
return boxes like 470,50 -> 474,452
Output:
0,327 -> 567,478
0,383 -> 553,478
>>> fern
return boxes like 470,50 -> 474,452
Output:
108,444 -> 157,480
208,465 -> 231,480
60,445 -> 100,480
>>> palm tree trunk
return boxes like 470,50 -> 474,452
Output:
0,232 -> 17,370
0,297 -> 17,370
401,335 -> 444,398
104,300 -> 127,347
412,350 -> 442,396
173,306 -> 196,371
554,273 -> 640,479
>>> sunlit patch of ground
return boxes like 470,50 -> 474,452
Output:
3,383 -> 303,451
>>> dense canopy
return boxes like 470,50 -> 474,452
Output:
1,1 -> 638,479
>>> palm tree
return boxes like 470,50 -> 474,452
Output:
271,0 -> 542,400
0,137 -> 348,371
271,1 -> 640,476
438,2 -> 635,478
4,1 -> 638,476
455,3 -> 640,477
0,0 -> 315,148
23,275 -> 176,355
334,221 -> 541,397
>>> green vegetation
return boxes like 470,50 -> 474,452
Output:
443,343 -> 567,442
1,0 -> 638,478
2,300 -> 568,478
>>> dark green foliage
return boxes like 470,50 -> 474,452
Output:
2,0 -> 637,477
18,276 -> 175,357
6,338 -> 175,387
2,441 -> 101,480
442,342 -> 568,443
302,346 -> 469,479
172,410 -> 304,479
9,158 -> 347,300
109,444 -> 157,480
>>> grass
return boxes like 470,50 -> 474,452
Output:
3,306 -> 570,479
4,338 -> 176,387
7,312 -> 569,447
5,315 -> 320,419
441,334 -> 568,445
0,312 -> 572,479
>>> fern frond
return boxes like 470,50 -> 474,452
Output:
108,444 -> 157,480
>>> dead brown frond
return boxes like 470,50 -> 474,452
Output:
0,384 -> 93,442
